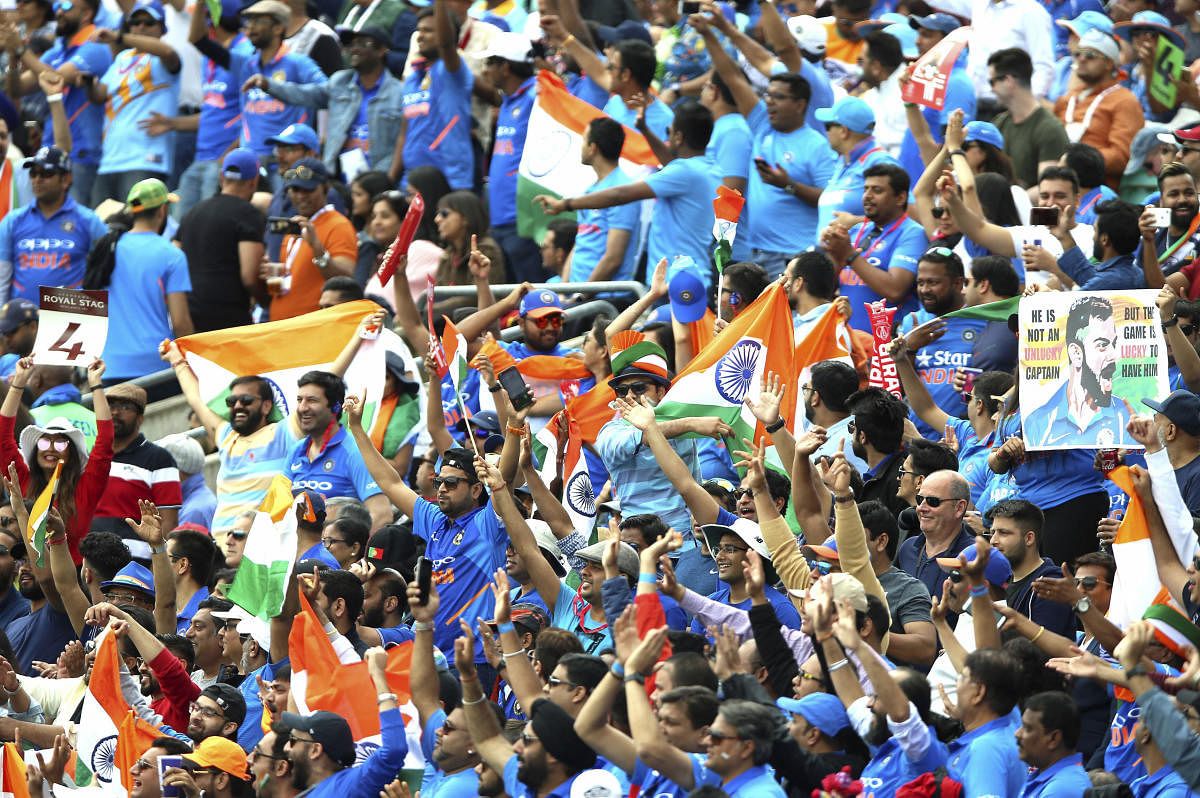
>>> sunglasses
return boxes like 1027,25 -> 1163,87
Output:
283,165 -> 322,182
1074,576 -> 1108,590
250,748 -> 284,762
528,314 -> 563,329
733,488 -> 754,499
0,518 -> 15,529
948,569 -> 963,583
432,476 -> 473,489
225,394 -> 259,408
612,381 -> 653,398
435,207 -> 453,218
52,0 -> 72,11
924,246 -> 955,258
930,206 -> 946,219
547,675 -> 578,689
36,438 -> 69,452
228,529 -> 248,540
916,494 -> 949,508
1073,49 -> 1103,60
1182,324 -> 1197,337
706,729 -> 743,742
520,732 -> 539,745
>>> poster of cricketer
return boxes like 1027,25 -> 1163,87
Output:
1020,290 -> 1167,450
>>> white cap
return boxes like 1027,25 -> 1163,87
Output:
787,15 -> 827,56
1077,29 -> 1120,62
480,31 -> 534,62
236,616 -> 272,652
569,769 -> 622,798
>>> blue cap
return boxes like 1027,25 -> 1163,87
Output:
909,12 -> 959,33
963,121 -> 1004,150
518,288 -> 563,319
882,23 -> 918,59
23,145 -> 70,173
283,157 -> 329,190
937,543 -> 1012,588
595,20 -> 652,46
0,299 -> 37,335
457,409 -> 500,434
128,0 -> 166,29
669,269 -> 707,323
776,693 -> 850,737
217,0 -> 241,22
1114,11 -> 1186,50
101,562 -> 155,598
852,12 -> 908,36
814,96 -> 876,134
265,123 -> 320,152
221,148 -> 260,181
1056,9 -> 1113,39
292,490 -> 327,524
1144,389 -> 1200,437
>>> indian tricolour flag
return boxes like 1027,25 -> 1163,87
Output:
226,474 -> 298,621
26,461 -> 60,567
712,186 -> 745,275
516,70 -> 659,245
534,410 -> 595,534
176,299 -> 388,431
655,282 -> 797,445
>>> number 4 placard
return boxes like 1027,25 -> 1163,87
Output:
34,287 -> 108,367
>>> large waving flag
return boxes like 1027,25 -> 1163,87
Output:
25,461 -> 60,567
516,70 -> 659,245
792,304 -> 854,431
534,410 -> 596,533
655,283 -> 797,444
226,475 -> 298,621
176,299 -> 388,430
76,629 -> 157,794
565,376 -> 615,443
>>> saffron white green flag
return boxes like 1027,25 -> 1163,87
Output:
226,475 -> 299,621
516,70 -> 659,245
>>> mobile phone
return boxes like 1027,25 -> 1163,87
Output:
415,556 -> 432,606
158,756 -> 183,798
753,157 -> 769,169
679,0 -> 701,13
960,367 -> 982,401
267,216 -> 303,236
1152,207 -> 1173,227
497,365 -> 534,411
1029,206 -> 1060,227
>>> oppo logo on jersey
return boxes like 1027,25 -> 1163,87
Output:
291,479 -> 333,493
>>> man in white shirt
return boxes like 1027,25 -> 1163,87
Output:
967,0 -> 1056,105
859,29 -> 909,157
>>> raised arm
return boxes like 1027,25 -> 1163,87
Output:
124,499 -> 176,633
1158,288 -> 1200,393
940,172 -> 1017,257
434,0 -> 461,73
889,335 -> 951,431
391,256 -> 430,355
457,623 -> 515,772
625,627 -> 697,789
489,569 -> 546,720
606,258 -> 668,340
541,15 -> 609,92
161,340 -> 224,443
406,579 -> 441,725
518,431 -> 577,541
691,15 -> 757,117
344,391 -> 419,518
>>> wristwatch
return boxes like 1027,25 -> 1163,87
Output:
1127,664 -> 1151,679
783,182 -> 797,196
1074,596 -> 1091,614
314,251 -> 331,270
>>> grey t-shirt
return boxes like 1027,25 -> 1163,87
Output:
879,566 -> 934,635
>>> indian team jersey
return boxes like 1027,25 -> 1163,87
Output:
411,498 -> 506,665
839,216 -> 927,332
945,417 -> 994,507
860,734 -> 949,798
488,76 -> 536,227
195,35 -> 253,162
231,45 -> 326,158
40,29 -> 112,166
213,420 -> 300,532
402,58 -> 474,190
98,50 -> 180,175
0,195 -> 107,303
898,309 -> 986,439
569,168 -> 640,284
286,427 -> 381,502
817,137 -> 899,234
994,412 -> 1104,509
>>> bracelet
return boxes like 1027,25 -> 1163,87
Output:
564,197 -> 573,212
610,662 -> 626,678
968,583 -> 989,599
624,672 -> 647,684
1,683 -> 19,696
47,537 -> 66,547
502,648 -> 527,658
150,543 -> 166,555
459,671 -> 480,682
562,34 -> 576,48
376,692 -> 397,704
834,493 -> 855,504
413,621 -> 433,632
506,424 -> 525,435
489,383 -> 503,393
948,148 -> 967,158
45,92 -> 62,103
764,417 -> 786,433
1030,625 -> 1045,644
1163,315 -> 1179,329
497,621 -> 515,635
462,694 -> 486,705
637,572 -> 658,584
828,659 -> 850,672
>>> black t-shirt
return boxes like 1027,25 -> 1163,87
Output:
175,193 -> 266,332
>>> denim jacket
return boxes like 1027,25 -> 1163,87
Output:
265,67 -> 404,174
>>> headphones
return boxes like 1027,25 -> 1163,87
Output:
728,291 -> 743,308
332,399 -> 343,416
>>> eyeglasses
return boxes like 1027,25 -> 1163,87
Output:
520,732 -> 540,745
104,590 -> 143,604
36,438 -> 70,452
1075,576 -> 1109,590
1073,49 -> 1103,60
250,747 -> 284,762
225,394 -> 259,408
798,670 -> 825,684
527,314 -> 563,329
287,733 -> 314,746
189,701 -> 225,720
1182,324 -> 1197,337
612,381 -> 653,398
432,475 -> 473,489
898,467 -> 915,478
706,729 -> 743,742
547,675 -> 577,689
712,544 -> 749,555
924,246 -> 955,258
435,207 -> 453,218
283,165 -> 322,183
916,494 -> 949,508
321,537 -> 347,549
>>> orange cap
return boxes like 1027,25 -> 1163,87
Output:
183,737 -> 251,780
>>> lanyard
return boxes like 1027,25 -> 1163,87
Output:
1160,211 -> 1200,263
1064,84 -> 1119,131
283,204 -> 333,271
1077,189 -> 1103,217
853,213 -> 909,259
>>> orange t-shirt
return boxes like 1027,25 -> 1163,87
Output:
271,205 -> 359,320
823,19 -> 865,70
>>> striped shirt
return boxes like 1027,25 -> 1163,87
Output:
213,420 -> 299,535
92,435 -> 182,560
595,417 -> 702,540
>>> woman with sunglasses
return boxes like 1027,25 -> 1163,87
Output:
432,190 -> 504,314
0,356 -> 113,565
